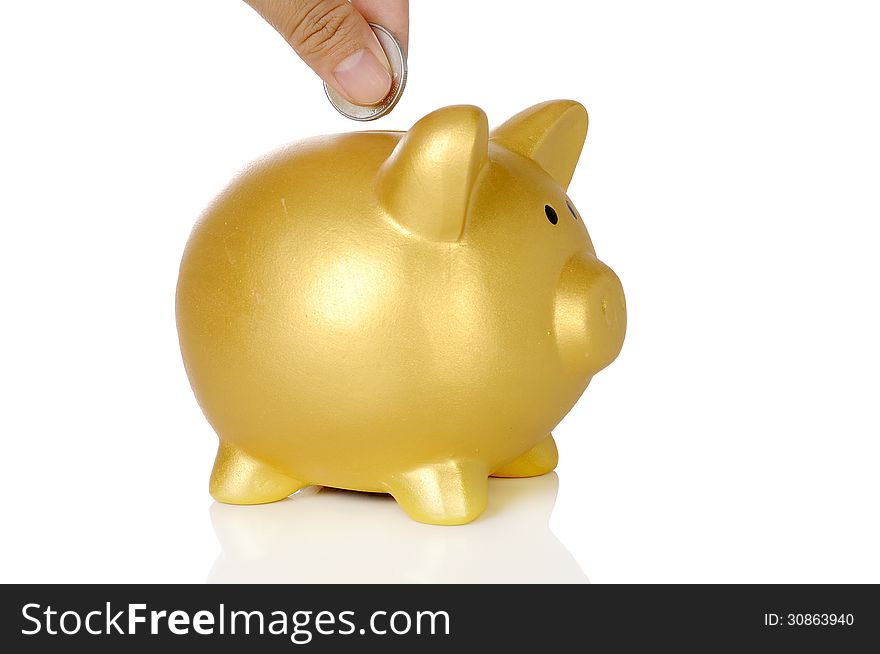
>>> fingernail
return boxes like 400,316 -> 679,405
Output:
333,49 -> 392,105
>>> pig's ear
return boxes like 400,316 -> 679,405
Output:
378,105 -> 489,242
490,100 -> 587,190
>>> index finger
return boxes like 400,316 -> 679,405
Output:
350,0 -> 409,53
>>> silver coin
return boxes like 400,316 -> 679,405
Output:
324,23 -> 407,121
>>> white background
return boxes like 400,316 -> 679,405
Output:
1,1 -> 878,583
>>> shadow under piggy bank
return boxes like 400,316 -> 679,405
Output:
208,473 -> 588,583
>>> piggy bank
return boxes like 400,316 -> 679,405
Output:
176,101 -> 626,525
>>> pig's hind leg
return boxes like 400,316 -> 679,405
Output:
384,459 -> 489,526
209,441 -> 307,505
491,434 -> 558,478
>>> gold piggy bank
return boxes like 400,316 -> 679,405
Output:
176,101 -> 626,525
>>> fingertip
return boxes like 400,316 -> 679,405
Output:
332,49 -> 392,105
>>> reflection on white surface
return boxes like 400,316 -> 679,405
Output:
208,473 -> 588,583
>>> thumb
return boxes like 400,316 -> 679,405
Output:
245,0 -> 392,105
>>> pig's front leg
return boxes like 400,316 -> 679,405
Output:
491,434 -> 558,478
209,441 -> 307,505
384,460 -> 489,525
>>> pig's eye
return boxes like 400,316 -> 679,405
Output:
544,205 -> 558,225
566,200 -> 579,220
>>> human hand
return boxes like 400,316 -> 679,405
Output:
244,0 -> 409,106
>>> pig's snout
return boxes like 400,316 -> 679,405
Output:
554,253 -> 627,375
